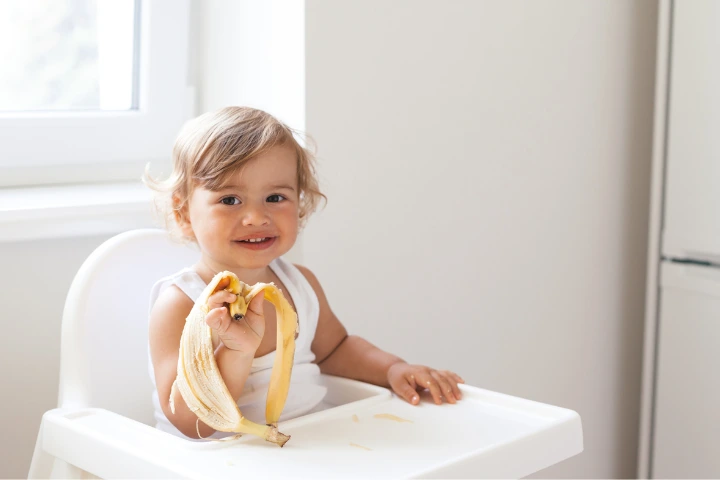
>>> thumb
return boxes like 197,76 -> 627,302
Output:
394,377 -> 420,405
241,291 -> 266,339
246,290 -> 265,318
212,277 -> 231,295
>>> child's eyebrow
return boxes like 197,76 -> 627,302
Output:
216,183 -> 296,192
269,184 -> 297,192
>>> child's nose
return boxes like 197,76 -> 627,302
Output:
240,204 -> 270,226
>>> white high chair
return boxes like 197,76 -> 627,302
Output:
29,228 -> 583,479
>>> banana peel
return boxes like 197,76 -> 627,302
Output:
170,270 -> 298,446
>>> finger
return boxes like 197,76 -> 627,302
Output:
446,374 -> 463,400
211,277 -> 231,293
246,291 -> 265,317
418,371 -> 443,405
207,290 -> 238,310
406,373 -> 421,393
438,370 -> 464,399
241,292 -> 265,336
393,376 -> 420,405
441,370 -> 465,384
205,307 -> 230,335
431,371 -> 457,404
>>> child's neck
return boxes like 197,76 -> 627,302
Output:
194,258 -> 275,286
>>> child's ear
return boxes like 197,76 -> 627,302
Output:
172,196 -> 194,239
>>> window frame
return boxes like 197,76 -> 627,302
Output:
0,0 -> 191,188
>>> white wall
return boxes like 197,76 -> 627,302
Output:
195,0 -> 305,263
302,0 -> 657,477
1,1 -> 657,477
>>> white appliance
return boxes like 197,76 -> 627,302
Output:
638,1 -> 720,477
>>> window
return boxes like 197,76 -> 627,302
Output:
0,0 -> 136,112
0,0 -> 191,187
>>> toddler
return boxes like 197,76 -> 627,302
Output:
144,106 -> 464,440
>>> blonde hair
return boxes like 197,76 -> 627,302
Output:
143,106 -> 326,241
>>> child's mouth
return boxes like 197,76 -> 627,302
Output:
234,236 -> 277,251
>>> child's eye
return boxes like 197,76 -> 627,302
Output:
267,194 -> 286,203
220,196 -> 240,206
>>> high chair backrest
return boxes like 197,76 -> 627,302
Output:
58,228 -> 200,425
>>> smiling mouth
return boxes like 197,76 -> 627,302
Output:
237,237 -> 274,244
233,237 -> 278,249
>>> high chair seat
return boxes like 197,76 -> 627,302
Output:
29,228 -> 583,479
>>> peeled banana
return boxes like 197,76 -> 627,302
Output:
170,270 -> 298,446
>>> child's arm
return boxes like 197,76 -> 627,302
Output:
296,265 -> 465,406
148,283 -> 266,438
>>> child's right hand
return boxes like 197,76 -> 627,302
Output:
205,282 -> 265,356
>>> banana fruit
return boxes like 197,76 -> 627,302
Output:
169,270 -> 298,447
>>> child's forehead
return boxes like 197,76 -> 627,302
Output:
200,146 -> 299,191
214,180 -> 297,192
210,169 -> 297,192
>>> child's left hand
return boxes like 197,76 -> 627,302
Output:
387,363 -> 465,405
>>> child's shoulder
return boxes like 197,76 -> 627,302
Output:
150,283 -> 194,319
289,262 -> 329,301
149,268 -> 199,323
287,263 -> 339,328
147,283 -> 195,363
290,262 -> 319,285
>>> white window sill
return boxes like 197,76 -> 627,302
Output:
0,182 -> 157,243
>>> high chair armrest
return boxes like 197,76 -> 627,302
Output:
37,407 -> 194,479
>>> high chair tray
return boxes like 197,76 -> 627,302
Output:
36,376 -> 583,479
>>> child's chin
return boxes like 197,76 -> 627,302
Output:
236,249 -> 285,267
242,258 -> 272,268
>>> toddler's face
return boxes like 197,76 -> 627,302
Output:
180,144 -> 300,270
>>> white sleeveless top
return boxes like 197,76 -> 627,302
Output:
147,257 -> 327,440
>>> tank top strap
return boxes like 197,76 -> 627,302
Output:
270,257 -> 320,357
170,268 -> 207,302
148,267 -> 205,314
